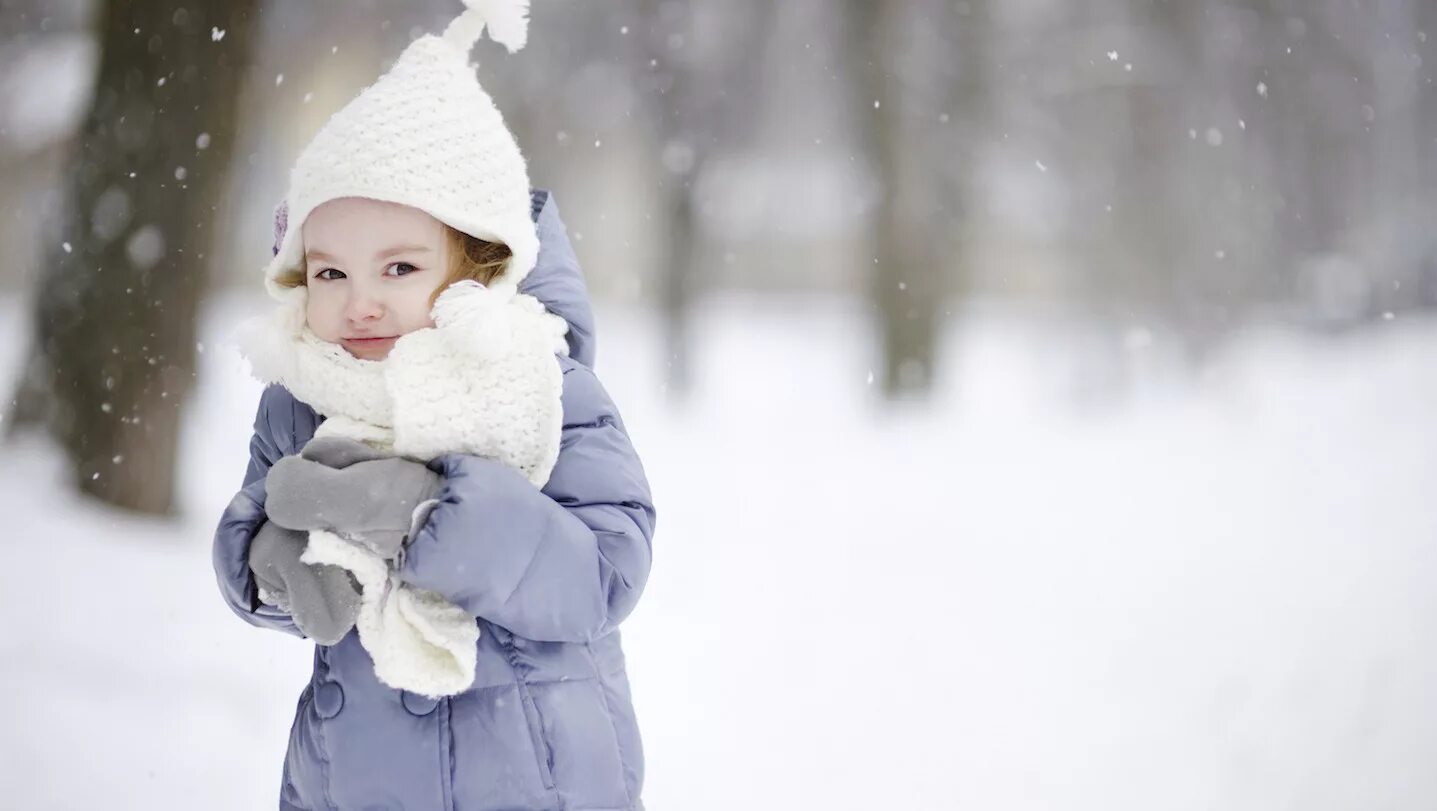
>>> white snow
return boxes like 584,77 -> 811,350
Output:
1,291 -> 1435,809
125,225 -> 166,269
0,35 -> 97,152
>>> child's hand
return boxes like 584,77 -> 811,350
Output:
248,520 -> 361,645
264,442 -> 443,560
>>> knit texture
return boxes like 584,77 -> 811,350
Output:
262,19 -> 538,304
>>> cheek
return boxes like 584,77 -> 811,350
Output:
397,282 -> 441,332
304,290 -> 342,340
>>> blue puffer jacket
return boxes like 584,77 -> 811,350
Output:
213,191 -> 655,811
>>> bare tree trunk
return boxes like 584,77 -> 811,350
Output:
1250,0 -> 1378,323
852,0 -> 966,398
1131,0 -> 1212,352
659,174 -> 699,394
1371,0 -> 1420,311
6,0 -> 259,515
639,0 -> 775,398
1417,0 -> 1437,307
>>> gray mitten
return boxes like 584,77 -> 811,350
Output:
300,435 -> 390,468
248,520 -> 361,646
265,439 -> 443,560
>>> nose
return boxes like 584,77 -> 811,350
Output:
344,290 -> 384,323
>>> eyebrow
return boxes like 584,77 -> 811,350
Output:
304,245 -> 434,264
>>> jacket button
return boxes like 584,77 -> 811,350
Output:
314,681 -> 344,719
401,690 -> 440,716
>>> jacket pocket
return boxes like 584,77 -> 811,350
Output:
515,680 -> 557,791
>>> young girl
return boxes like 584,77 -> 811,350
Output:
211,3 -> 655,809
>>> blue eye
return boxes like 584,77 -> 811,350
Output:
315,268 -> 345,281
387,262 -> 420,277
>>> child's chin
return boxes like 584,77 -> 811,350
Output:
348,350 -> 390,360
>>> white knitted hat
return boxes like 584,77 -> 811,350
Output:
262,0 -> 538,303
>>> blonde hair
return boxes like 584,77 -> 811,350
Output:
272,224 -> 512,305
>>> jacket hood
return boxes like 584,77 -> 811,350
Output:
521,189 -> 596,369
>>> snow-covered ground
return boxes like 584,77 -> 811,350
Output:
1,291 -> 1434,810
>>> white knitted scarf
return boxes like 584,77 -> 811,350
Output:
240,280 -> 569,697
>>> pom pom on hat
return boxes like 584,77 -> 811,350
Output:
443,0 -> 531,53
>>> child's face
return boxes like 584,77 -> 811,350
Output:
302,197 -> 449,360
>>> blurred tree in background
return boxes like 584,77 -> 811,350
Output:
6,0 -> 257,514
848,0 -> 984,397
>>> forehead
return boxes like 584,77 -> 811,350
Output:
302,197 -> 444,251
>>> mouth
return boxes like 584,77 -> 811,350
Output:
341,336 -> 399,355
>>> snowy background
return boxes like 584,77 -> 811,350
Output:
3,0 -> 1437,809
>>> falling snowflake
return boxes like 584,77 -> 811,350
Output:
211,27 -> 225,42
